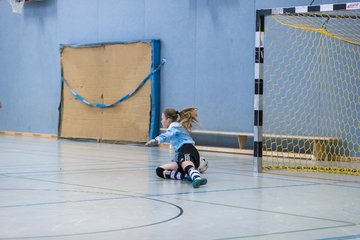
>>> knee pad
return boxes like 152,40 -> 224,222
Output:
156,167 -> 165,178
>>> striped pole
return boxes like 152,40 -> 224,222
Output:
254,11 -> 265,173
260,2 -> 357,17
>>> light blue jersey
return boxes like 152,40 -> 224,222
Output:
155,122 -> 195,151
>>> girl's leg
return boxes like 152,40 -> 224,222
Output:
176,144 -> 207,188
156,162 -> 186,180
181,160 -> 207,188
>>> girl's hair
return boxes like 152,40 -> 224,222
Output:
163,107 -> 199,131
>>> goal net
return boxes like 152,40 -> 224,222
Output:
257,3 -> 360,175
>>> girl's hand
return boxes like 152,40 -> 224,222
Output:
145,139 -> 158,146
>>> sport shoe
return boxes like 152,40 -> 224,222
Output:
192,177 -> 207,188
184,175 -> 192,182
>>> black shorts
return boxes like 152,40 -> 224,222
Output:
176,143 -> 200,170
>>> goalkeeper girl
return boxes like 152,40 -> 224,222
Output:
146,107 -> 207,188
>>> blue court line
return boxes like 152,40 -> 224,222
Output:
214,224 -> 356,240
1,173 -> 322,210
1,166 -> 358,239
4,172 -> 357,224
317,234 -> 360,240
0,147 -> 146,163
202,170 -> 360,189
2,142 -> 359,186
2,149 -> 359,194
14,165 -> 360,190
5,167 -> 353,198
0,143 -> 149,158
0,197 -> 183,240
2,170 -> 321,197
174,197 -> 355,226
325,183 -> 360,189
150,182 -> 321,196
213,170 -> 322,184
1,166 -> 318,186
0,196 -> 131,209
0,165 -> 153,176
4,166 -> 360,198
1,174 -> 140,196
160,194 -> 357,240
4,167 -> 360,191
267,171 -> 360,183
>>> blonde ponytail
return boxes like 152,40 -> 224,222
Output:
178,107 -> 199,131
163,107 -> 199,131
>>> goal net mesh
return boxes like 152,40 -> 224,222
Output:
263,9 -> 360,175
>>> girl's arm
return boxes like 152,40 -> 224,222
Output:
145,126 -> 177,146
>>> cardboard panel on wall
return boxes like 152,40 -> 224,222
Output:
59,41 -> 159,142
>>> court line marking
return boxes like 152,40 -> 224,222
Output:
2,139 -> 358,185
150,182 -> 321,196
211,171 -> 360,189
1,163 -> 358,238
2,174 -> 352,227
173,197 -> 355,225
266,171 -> 360,184
317,234 -> 360,240
0,190 -> 184,239
166,197 -> 357,240
0,184 -> 356,239
213,224 -> 357,240
2,168 -> 360,191
1,173 -> 322,199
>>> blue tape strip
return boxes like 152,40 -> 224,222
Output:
62,59 -> 166,108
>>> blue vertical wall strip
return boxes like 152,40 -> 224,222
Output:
150,40 -> 161,139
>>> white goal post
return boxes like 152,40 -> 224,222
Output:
254,2 -> 360,175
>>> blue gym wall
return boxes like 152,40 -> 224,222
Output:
0,0 -> 352,145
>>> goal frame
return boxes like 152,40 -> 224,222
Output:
253,1 -> 360,173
